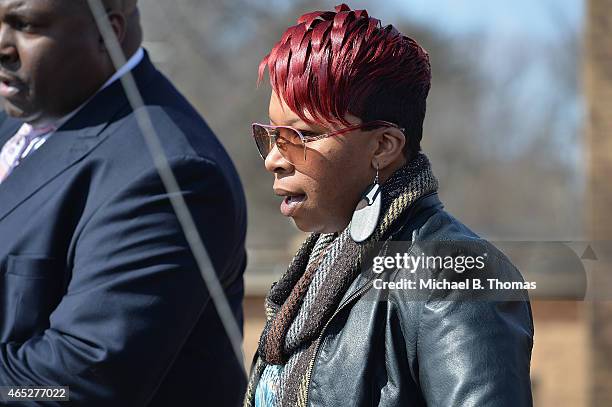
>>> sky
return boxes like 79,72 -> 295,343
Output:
369,0 -> 583,41
376,0 -> 584,162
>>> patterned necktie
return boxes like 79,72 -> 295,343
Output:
0,123 -> 55,184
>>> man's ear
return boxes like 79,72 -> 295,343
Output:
371,127 -> 406,170
98,11 -> 127,51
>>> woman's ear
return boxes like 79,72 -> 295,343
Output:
371,127 -> 406,170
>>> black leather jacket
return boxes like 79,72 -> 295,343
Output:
295,193 -> 534,406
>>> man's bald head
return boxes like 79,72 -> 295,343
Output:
102,0 -> 137,13
74,0 -> 136,13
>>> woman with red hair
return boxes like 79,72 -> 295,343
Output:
246,4 -> 534,407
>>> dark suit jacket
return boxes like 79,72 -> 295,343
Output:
0,52 -> 247,406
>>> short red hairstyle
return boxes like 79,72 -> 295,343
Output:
259,3 -> 431,157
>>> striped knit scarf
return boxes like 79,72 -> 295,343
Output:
245,153 -> 439,407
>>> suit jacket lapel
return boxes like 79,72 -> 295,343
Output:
0,52 -> 158,222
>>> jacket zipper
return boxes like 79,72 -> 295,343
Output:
303,274 -> 377,406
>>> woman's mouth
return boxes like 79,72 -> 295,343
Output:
280,194 -> 306,217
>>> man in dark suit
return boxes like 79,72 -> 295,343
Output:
0,0 -> 247,405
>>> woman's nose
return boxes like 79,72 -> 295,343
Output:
264,144 -> 293,174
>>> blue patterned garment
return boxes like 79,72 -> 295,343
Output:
255,364 -> 284,407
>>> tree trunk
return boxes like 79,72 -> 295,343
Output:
585,0 -> 612,405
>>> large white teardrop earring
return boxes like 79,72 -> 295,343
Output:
350,163 -> 382,243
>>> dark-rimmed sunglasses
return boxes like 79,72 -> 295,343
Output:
252,120 -> 404,164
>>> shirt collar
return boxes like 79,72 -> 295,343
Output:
99,47 -> 145,92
